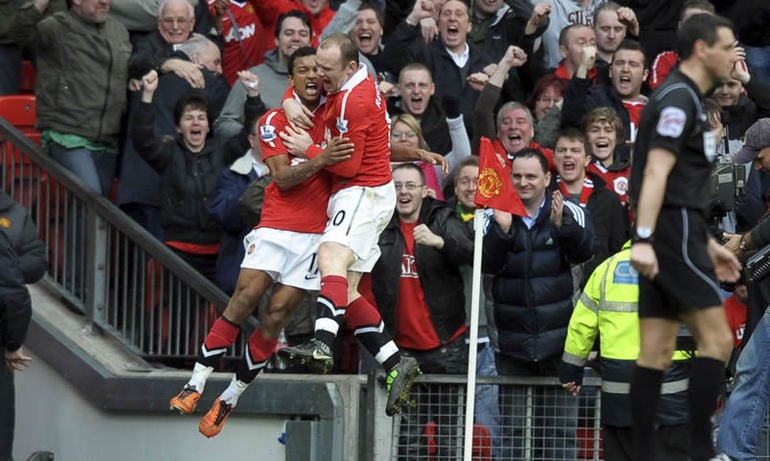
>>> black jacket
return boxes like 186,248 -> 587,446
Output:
483,195 -> 594,361
117,59 -> 230,208
0,231 -> 31,353
371,198 -> 473,343
128,31 -> 175,79
562,76 -> 636,142
381,21 -> 493,133
0,192 -> 47,284
129,96 -> 264,245
387,97 -> 452,156
722,77 -> 770,141
469,4 -> 542,101
565,172 -> 629,270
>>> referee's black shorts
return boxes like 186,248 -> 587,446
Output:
638,207 -> 723,319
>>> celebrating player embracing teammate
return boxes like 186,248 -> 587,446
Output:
278,34 -> 421,417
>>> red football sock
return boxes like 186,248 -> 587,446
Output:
344,297 -> 383,329
319,275 -> 349,310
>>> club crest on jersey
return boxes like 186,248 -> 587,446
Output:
259,124 -> 277,142
336,117 -> 349,133
613,177 -> 628,196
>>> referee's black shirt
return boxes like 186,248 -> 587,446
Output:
629,69 -> 718,213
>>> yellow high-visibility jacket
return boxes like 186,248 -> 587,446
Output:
562,242 -> 691,427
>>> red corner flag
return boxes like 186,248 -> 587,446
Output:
474,137 -> 527,217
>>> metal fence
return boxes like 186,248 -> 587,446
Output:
0,118 -> 252,365
388,374 -> 770,461
390,375 -> 603,461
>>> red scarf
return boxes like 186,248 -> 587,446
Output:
557,176 -> 594,207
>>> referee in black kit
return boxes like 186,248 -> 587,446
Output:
628,13 -> 742,461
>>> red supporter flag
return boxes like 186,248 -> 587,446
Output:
474,137 -> 527,217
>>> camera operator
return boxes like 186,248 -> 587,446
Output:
704,99 -> 747,235
723,118 -> 770,326
719,116 -> 770,461
720,215 -> 770,459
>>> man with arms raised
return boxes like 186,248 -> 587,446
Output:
562,39 -> 649,143
474,45 -> 555,168
592,2 -> 639,84
381,0 -> 494,133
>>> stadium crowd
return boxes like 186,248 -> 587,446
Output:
2,0 -> 770,459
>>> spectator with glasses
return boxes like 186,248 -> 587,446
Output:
128,0 -> 209,90
369,162 -> 473,459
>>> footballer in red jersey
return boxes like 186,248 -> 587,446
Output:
169,47 -> 354,438
278,34 -> 421,417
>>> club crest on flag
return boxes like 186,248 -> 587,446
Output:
478,166 -> 503,200
474,136 -> 527,217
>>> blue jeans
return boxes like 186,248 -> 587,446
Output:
49,144 -> 116,196
717,306 -> 770,460
475,345 -> 502,460
496,355 -> 579,460
744,45 -> 770,85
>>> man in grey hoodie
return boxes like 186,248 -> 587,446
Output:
215,10 -> 312,138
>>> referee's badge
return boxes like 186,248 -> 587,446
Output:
0,217 -> 10,229
656,106 -> 686,138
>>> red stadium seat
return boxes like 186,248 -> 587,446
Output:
19,60 -> 35,94
0,94 -> 36,129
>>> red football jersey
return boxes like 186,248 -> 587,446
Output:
622,98 -> 647,143
588,160 -> 630,206
249,0 -> 334,48
210,0 -> 267,86
395,221 -> 442,350
312,67 -> 392,192
258,106 -> 331,233
724,293 -> 747,347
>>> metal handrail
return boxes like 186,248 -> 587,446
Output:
0,117 -> 253,363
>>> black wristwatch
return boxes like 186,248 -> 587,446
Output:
633,226 -> 654,244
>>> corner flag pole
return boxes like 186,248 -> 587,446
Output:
463,208 -> 485,460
